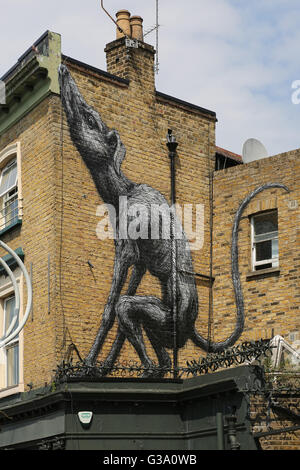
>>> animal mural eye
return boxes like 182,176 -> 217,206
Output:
87,116 -> 97,129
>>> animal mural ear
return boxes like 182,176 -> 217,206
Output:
106,130 -> 118,152
106,129 -> 126,174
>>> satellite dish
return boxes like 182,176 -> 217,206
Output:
242,138 -> 268,164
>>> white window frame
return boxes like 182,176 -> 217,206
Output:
270,335 -> 300,369
0,269 -> 24,398
3,295 -> 19,388
0,159 -> 18,229
0,142 -> 22,232
0,159 -> 18,197
251,210 -> 279,271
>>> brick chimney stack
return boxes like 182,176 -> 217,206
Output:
105,10 -> 155,90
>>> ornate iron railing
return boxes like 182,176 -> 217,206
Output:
261,371 -> 300,394
181,340 -> 273,377
53,339 -> 274,383
0,195 -> 18,231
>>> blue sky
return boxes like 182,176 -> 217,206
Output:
1,0 -> 300,156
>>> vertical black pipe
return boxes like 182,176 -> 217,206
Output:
207,123 -> 213,353
167,130 -> 178,379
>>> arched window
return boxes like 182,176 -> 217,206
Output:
0,159 -> 18,228
0,142 -> 22,232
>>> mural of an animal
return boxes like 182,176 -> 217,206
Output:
59,64 -> 289,376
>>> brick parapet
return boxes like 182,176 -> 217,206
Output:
212,150 -> 300,346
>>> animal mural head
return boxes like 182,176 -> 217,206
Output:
59,64 -> 125,173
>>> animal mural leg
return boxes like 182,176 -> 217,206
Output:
86,240 -> 137,365
103,267 -> 172,377
101,264 -> 146,373
142,326 -> 172,375
115,294 -> 173,376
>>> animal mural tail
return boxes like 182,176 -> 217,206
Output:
58,63 -> 289,373
191,183 -> 289,353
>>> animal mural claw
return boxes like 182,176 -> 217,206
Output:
59,64 -> 289,374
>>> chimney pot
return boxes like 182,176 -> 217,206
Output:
116,10 -> 131,39
130,15 -> 144,41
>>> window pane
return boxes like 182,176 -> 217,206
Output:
4,193 -> 18,226
272,238 -> 279,259
4,296 -> 18,336
0,170 -> 10,196
7,163 -> 17,189
254,212 -> 278,236
256,240 -> 272,262
256,263 -> 272,271
0,162 -> 17,197
4,296 -> 19,388
7,343 -> 19,387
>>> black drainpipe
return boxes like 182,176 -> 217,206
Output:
167,129 -> 178,379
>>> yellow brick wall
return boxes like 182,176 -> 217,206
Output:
0,95 -> 58,388
250,395 -> 300,450
55,49 -> 216,373
213,150 -> 300,346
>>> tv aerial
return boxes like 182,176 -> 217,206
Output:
144,0 -> 160,74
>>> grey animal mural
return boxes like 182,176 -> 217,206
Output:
59,64 -> 289,376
